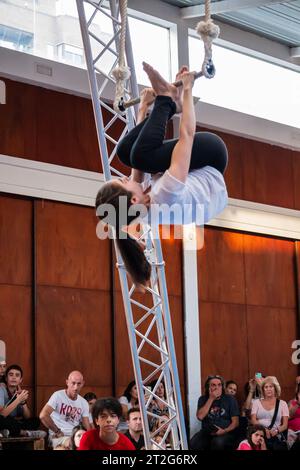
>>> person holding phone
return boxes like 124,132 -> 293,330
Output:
190,375 -> 239,450
242,373 -> 265,419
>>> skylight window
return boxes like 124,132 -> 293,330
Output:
189,36 -> 300,128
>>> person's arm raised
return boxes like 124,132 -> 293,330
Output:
168,72 -> 195,183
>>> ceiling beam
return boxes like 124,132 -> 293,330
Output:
290,47 -> 300,58
181,0 -> 286,19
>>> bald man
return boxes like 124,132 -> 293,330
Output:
40,370 -> 91,448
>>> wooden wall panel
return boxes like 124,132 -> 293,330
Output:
247,305 -> 298,401
197,228 -> 245,304
36,286 -> 112,412
199,301 -> 249,396
160,230 -> 183,297
243,234 -> 296,308
0,285 -> 33,383
220,132 -> 244,200
36,88 -> 101,172
242,141 -> 294,208
293,152 -> 300,210
0,195 -> 32,285
36,200 -> 111,290
0,79 -> 36,159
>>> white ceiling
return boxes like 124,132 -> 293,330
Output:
160,0 -> 300,53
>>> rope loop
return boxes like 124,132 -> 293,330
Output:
112,0 -> 131,113
196,0 -> 220,79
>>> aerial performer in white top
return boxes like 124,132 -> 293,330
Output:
96,62 -> 228,288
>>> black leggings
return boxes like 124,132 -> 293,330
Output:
117,96 -> 228,175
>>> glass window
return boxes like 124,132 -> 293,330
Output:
0,24 -> 33,52
128,16 -> 171,84
0,0 -> 171,82
57,43 -> 84,66
189,35 -> 300,128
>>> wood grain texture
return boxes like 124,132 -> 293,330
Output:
36,200 -> 111,290
0,285 -> 33,384
293,152 -> 300,210
36,286 -> 112,389
0,79 -> 36,159
36,88 -> 101,172
241,140 -> 294,208
246,305 -> 298,401
199,301 -> 249,396
243,234 -> 296,308
197,228 -> 246,304
0,195 -> 32,286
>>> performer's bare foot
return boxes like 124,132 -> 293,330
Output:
142,62 -> 182,112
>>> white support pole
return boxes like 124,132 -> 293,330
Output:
182,224 -> 202,438
181,0 -> 285,19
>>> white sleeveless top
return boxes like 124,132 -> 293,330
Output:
145,166 -> 228,225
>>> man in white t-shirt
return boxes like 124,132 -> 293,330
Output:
39,370 -> 91,448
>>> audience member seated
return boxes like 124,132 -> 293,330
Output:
242,376 -> 264,419
124,407 -> 145,450
39,370 -> 91,449
0,364 -> 45,439
287,381 -> 300,449
0,359 -> 6,385
148,379 -> 169,431
84,392 -> 97,428
190,375 -> 239,450
118,381 -> 139,433
236,424 -> 267,450
78,398 -> 136,450
151,414 -> 172,450
250,376 -> 289,450
225,380 -> 238,397
69,424 -> 86,450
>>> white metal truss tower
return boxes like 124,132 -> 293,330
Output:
76,0 -> 188,450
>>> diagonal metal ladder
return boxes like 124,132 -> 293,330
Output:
76,0 -> 188,450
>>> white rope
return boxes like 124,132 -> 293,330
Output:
112,0 -> 131,113
196,0 -> 220,78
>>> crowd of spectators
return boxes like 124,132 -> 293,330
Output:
1,361 -> 300,451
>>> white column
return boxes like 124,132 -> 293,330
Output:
182,224 -> 202,438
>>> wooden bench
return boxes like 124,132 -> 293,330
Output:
0,436 -> 45,450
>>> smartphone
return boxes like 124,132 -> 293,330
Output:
255,372 -> 262,379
